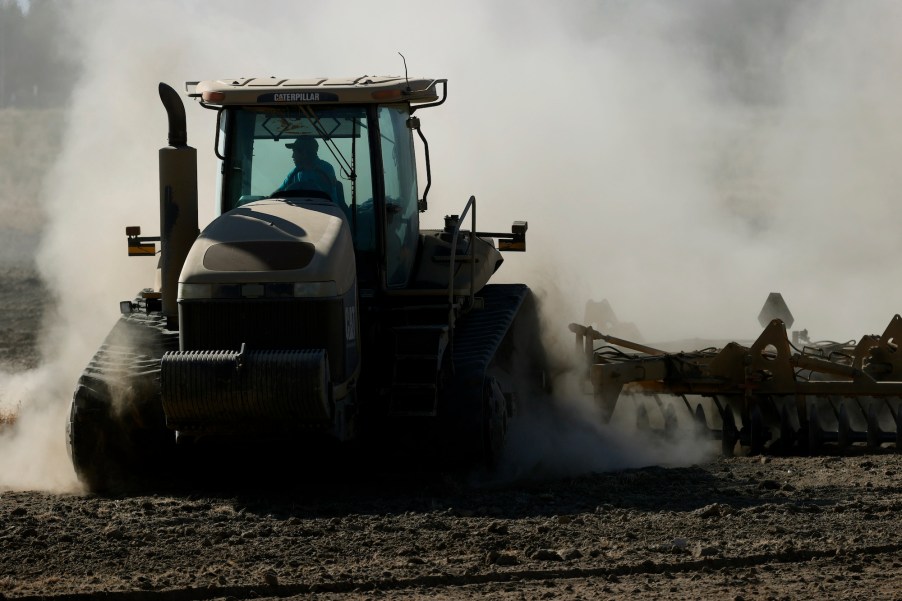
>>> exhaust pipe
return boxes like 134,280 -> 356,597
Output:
158,83 -> 198,329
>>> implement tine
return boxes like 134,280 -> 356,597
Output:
574,312 -> 902,454
680,394 -> 693,415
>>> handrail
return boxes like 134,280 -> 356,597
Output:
410,79 -> 448,112
445,195 -> 479,353
448,195 -> 477,310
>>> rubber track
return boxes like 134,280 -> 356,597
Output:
451,283 -> 529,380
79,298 -> 178,388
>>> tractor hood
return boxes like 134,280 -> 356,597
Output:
178,198 -> 355,299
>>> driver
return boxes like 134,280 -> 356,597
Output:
275,137 -> 344,205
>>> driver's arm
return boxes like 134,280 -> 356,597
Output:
272,167 -> 299,195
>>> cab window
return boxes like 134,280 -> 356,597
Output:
222,106 -> 376,253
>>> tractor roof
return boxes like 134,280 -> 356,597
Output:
190,76 -> 443,106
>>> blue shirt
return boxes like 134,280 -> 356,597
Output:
279,160 -> 339,199
278,160 -> 349,222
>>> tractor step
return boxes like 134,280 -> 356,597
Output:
388,324 -> 449,416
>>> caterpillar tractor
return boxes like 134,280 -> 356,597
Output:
570,294 -> 902,456
67,76 -> 536,491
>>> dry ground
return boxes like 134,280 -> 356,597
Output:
1,452 -> 902,600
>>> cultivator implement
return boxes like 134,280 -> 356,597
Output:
570,314 -> 902,455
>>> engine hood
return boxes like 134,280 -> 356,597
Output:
179,198 -> 355,297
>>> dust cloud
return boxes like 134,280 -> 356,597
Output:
3,1 -> 902,489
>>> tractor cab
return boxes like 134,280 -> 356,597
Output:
191,76 -> 446,290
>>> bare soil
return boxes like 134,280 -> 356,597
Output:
2,453 -> 902,600
0,264 -> 47,371
0,107 -> 58,372
1,263 -> 902,600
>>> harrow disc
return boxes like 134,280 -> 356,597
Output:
866,404 -> 882,449
749,406 -> 768,455
721,408 -> 738,457
693,403 -> 708,437
838,403 -> 852,449
636,403 -> 650,431
778,404 -> 796,455
662,402 -> 678,437
807,400 -> 824,454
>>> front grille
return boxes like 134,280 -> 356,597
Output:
179,298 -> 346,378
161,348 -> 330,433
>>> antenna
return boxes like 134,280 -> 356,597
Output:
399,52 -> 411,93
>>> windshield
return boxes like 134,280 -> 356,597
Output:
222,106 -> 376,249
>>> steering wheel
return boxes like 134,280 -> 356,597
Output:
272,189 -> 332,201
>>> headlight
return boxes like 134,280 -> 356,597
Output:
178,281 -> 339,300
293,281 -> 338,298
178,283 -> 213,300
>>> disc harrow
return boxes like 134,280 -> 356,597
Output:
570,315 -> 902,455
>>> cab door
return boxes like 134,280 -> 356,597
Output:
378,106 -> 420,288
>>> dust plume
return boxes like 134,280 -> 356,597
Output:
3,1 -> 902,489
467,1 -> 902,344
474,1 -> 902,477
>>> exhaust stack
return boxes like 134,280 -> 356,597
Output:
157,83 -> 198,329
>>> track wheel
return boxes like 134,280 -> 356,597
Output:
721,408 -> 738,457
